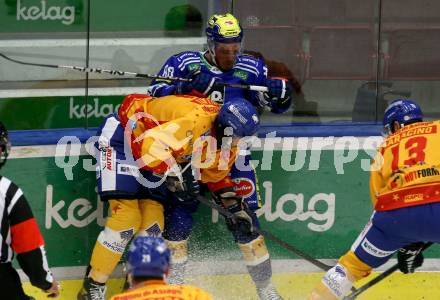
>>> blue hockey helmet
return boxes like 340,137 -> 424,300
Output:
383,99 -> 423,135
126,236 -> 171,278
0,122 -> 10,169
206,13 -> 243,44
216,98 -> 260,137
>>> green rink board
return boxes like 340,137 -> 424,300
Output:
4,146 -> 440,270
0,95 -> 123,130
0,0 -> 194,33
23,272 -> 440,300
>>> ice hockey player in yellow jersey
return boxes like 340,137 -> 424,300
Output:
309,99 -> 440,299
78,94 -> 260,300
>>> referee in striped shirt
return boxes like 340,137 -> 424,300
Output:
0,122 -> 60,299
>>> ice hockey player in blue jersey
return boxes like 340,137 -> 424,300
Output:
147,13 -> 291,300
148,14 -> 292,113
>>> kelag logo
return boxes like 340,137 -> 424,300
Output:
69,97 -> 121,119
45,185 -> 106,229
257,181 -> 335,232
44,181 -> 334,232
16,0 -> 75,25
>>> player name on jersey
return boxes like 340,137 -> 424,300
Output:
385,122 -> 437,147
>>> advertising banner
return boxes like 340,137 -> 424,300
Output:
0,0 -> 192,33
8,145 -> 437,269
0,95 -> 123,130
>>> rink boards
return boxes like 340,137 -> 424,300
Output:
7,141 -> 381,268
7,138 -> 440,299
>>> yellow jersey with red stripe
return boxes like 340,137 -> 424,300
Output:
117,94 -> 237,185
110,280 -> 214,300
370,121 -> 440,211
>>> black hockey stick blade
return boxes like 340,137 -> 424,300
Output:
343,264 -> 399,300
196,195 -> 333,271
0,52 -> 189,80
0,52 -> 59,69
344,242 -> 433,299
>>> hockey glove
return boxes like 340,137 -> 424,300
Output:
259,78 -> 293,111
176,70 -> 219,97
212,186 -> 253,234
397,242 -> 425,274
166,164 -> 200,204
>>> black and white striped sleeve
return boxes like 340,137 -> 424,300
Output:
2,177 -> 54,290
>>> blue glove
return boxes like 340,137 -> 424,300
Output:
176,71 -> 219,97
260,78 -> 293,111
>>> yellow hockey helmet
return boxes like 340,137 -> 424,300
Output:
206,13 -> 243,43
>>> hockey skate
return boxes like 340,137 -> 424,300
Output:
77,277 -> 106,300
257,282 -> 283,300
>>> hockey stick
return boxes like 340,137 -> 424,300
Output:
195,195 -> 333,271
0,53 -> 269,92
343,242 -> 433,299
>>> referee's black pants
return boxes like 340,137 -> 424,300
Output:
0,262 -> 33,300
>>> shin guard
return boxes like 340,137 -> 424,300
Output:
89,199 -> 141,283
239,235 -> 272,285
166,239 -> 188,284
309,251 -> 372,300
309,263 -> 356,300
